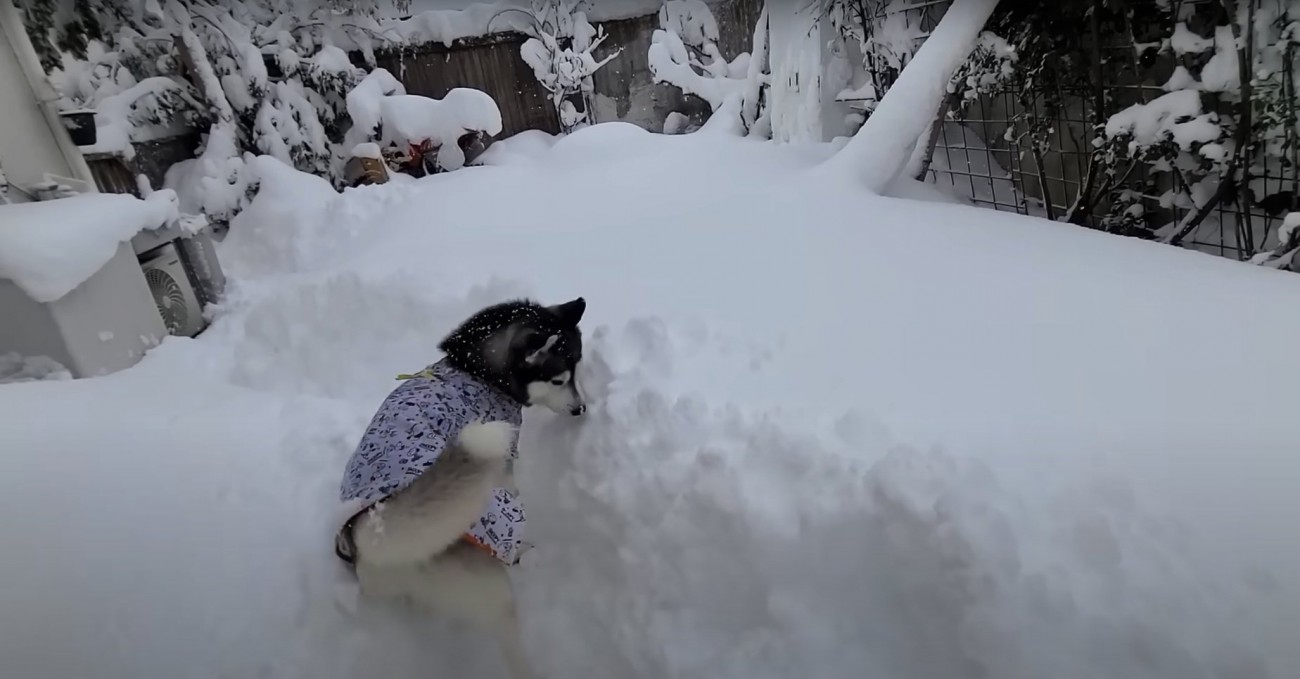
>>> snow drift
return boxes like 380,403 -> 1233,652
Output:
1,127 -> 1297,679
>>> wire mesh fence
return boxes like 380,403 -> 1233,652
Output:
861,0 -> 1300,264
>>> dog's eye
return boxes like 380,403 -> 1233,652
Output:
550,378 -> 566,385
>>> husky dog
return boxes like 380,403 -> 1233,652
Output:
335,297 -> 587,679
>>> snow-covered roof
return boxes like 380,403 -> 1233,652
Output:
0,191 -> 179,303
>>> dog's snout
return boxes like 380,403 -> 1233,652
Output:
571,404 -> 586,416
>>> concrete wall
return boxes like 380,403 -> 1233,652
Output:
0,243 -> 166,378
0,4 -> 89,201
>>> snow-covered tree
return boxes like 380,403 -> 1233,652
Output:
503,0 -> 622,133
648,0 -> 770,137
819,0 -> 1001,193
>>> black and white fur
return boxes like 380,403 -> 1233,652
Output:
349,297 -> 587,679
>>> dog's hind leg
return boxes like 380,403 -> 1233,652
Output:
367,543 -> 534,679
351,421 -> 516,568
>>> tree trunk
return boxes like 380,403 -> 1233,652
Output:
911,92 -> 957,181
817,0 -> 1002,193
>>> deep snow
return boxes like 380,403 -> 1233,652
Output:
1,124 -> 1298,679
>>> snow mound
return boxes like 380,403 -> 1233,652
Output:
546,121 -> 658,165
0,191 -> 178,302
475,130 -> 559,166
1,126 -> 1297,679
218,156 -> 344,279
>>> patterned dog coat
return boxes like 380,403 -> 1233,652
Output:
336,358 -> 527,565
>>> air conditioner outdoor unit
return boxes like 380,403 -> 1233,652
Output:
139,242 -> 206,337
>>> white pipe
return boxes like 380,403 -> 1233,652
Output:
0,0 -> 98,192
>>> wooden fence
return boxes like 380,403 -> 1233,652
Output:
376,0 -> 765,137
375,32 -> 561,139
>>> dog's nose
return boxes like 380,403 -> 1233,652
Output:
571,404 -> 586,416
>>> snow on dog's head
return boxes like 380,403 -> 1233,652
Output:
439,297 -> 589,416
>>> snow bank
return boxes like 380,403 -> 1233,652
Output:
1,126 -> 1298,679
217,156 -> 342,279
474,129 -> 559,166
0,191 -> 178,302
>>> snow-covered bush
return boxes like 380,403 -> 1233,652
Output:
949,31 -> 1017,107
648,0 -> 769,137
21,0 -> 417,219
506,0 -> 622,133
342,69 -> 503,173
1070,1 -> 1300,253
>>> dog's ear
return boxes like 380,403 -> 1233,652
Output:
548,297 -> 586,327
522,332 -> 559,365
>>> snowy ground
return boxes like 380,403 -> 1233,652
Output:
2,124 -> 1299,679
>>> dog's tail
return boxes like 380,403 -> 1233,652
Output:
458,421 -> 518,462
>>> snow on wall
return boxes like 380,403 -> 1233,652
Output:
0,191 -> 179,302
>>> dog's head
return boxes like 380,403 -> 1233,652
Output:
440,297 -> 589,415
512,297 -> 587,416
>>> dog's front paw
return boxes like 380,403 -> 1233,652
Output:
458,421 -> 518,462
